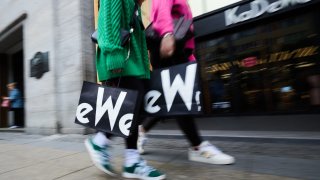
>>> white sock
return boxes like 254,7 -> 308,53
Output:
93,132 -> 110,147
138,125 -> 146,137
125,149 -> 140,167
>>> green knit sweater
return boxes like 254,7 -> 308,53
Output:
96,0 -> 150,81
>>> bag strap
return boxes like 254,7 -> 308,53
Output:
125,0 -> 140,32
130,1 -> 145,30
118,0 -> 140,87
129,2 -> 138,29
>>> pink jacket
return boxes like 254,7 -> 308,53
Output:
151,0 -> 196,61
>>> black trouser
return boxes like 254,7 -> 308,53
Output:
142,44 -> 203,147
103,76 -> 148,149
143,116 -> 202,147
12,108 -> 24,127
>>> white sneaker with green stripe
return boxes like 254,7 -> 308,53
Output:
84,137 -> 116,176
122,159 -> 166,180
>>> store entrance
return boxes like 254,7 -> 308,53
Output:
10,50 -> 25,127
0,27 -> 24,128
0,54 -> 9,127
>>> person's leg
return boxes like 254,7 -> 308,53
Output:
16,108 -> 24,127
85,131 -> 116,176
12,108 -> 18,127
116,77 -> 165,179
142,117 -> 160,132
176,116 -> 202,147
95,76 -> 143,149
137,45 -> 179,154
90,77 -> 142,165
110,76 -> 144,149
85,77 -> 165,179
10,108 -> 21,128
85,76 -> 141,176
137,117 -> 161,154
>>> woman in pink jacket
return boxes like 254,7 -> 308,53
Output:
138,0 -> 235,165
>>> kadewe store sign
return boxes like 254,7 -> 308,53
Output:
224,0 -> 312,26
194,0 -> 314,38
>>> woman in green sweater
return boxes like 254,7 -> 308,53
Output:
84,0 -> 165,179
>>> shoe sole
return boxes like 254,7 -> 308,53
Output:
122,172 -> 166,180
84,139 -> 117,177
189,154 -> 235,165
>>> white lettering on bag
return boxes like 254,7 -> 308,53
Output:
76,87 -> 134,136
144,63 -> 201,114
144,90 -> 162,113
225,0 -> 312,26
118,113 -> 134,136
161,63 -> 197,112
76,103 -> 93,124
95,88 -> 127,130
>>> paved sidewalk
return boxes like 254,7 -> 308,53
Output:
148,130 -> 320,142
0,132 -> 320,180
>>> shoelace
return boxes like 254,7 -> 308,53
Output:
135,160 -> 156,176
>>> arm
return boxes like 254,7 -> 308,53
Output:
152,0 -> 175,58
97,0 -> 126,71
151,0 -> 174,37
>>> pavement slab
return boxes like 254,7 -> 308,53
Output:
0,132 -> 319,180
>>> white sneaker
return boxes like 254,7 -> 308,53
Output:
122,158 -> 166,180
137,134 -> 148,155
84,137 -> 116,176
188,141 -> 235,165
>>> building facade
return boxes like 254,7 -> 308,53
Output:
0,0 -> 96,134
193,0 -> 320,131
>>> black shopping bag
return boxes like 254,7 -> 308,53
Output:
144,62 -> 203,117
75,81 -> 139,137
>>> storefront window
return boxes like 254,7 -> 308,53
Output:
197,11 -> 320,115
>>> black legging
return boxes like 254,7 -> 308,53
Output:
11,108 -> 24,127
103,76 -> 148,149
142,44 -> 203,147
143,116 -> 202,147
